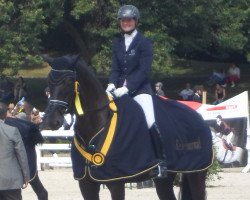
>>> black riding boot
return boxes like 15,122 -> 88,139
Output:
149,123 -> 168,178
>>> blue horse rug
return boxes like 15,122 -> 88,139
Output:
71,95 -> 213,181
71,95 -> 159,181
153,96 -> 213,172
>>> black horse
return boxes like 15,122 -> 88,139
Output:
42,55 -> 213,200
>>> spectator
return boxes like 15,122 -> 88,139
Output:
225,63 -> 240,87
7,103 -> 15,116
5,107 -> 48,200
0,102 -> 30,200
179,83 -> 194,101
155,82 -> 165,96
192,85 -> 203,103
14,76 -> 27,102
206,69 -> 226,86
212,84 -> 226,105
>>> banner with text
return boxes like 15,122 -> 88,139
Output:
182,91 -> 249,167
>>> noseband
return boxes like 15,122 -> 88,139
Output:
49,99 -> 70,110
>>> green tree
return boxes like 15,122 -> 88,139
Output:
157,0 -> 249,61
0,0 -> 249,76
0,1 -> 49,75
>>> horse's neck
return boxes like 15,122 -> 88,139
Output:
75,67 -> 109,143
78,76 -> 107,112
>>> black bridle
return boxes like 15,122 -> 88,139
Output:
47,69 -> 76,114
47,68 -> 111,116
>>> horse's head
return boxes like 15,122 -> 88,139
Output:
41,55 -> 79,130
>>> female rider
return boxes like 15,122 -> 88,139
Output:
106,5 -> 167,178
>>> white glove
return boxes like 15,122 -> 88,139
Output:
114,87 -> 129,98
106,83 -> 116,92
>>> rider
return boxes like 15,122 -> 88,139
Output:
215,115 -> 234,150
106,5 -> 167,178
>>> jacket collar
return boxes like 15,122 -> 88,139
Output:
126,31 -> 141,52
118,31 -> 142,53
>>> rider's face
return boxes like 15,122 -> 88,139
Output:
120,18 -> 136,32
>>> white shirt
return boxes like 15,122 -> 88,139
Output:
228,66 -> 240,78
124,30 -> 138,51
179,89 -> 194,100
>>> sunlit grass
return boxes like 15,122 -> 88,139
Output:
3,63 -> 51,78
2,59 -> 232,78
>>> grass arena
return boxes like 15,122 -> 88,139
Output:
23,168 -> 250,200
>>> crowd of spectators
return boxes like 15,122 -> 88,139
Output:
175,62 -> 241,105
150,63 -> 241,105
0,77 -> 75,130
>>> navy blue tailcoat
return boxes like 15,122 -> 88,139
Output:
109,32 -> 153,96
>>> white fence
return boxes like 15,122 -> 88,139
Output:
36,130 -> 74,170
37,129 -> 250,172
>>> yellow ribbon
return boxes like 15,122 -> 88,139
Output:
74,81 -> 84,115
74,96 -> 118,166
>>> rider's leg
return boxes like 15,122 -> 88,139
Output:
133,94 -> 167,178
227,132 -> 234,148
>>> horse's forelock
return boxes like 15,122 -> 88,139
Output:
48,69 -> 76,86
46,55 -> 80,71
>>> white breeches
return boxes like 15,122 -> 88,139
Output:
133,94 -> 155,128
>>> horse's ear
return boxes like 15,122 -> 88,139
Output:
41,54 -> 80,70
41,54 -> 54,68
66,54 -> 81,71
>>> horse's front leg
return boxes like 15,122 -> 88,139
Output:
154,172 -> 177,200
78,178 -> 101,200
30,173 -> 48,200
105,181 -> 125,200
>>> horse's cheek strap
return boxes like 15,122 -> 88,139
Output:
75,81 -> 84,115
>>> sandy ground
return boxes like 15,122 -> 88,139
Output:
22,167 -> 250,200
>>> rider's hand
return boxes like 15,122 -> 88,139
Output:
22,181 -> 29,189
106,83 -> 116,93
114,87 -> 129,98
